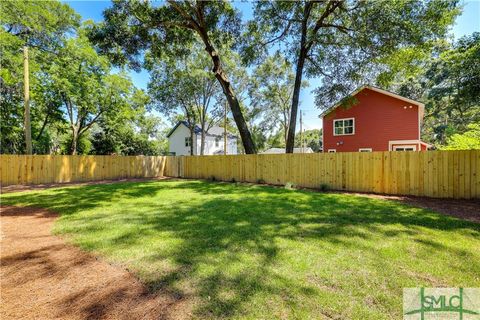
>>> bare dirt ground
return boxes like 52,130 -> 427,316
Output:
1,177 -> 171,194
0,205 -> 191,320
345,192 -> 480,223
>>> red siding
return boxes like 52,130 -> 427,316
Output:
323,88 -> 420,152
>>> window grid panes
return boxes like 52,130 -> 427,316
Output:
334,119 -> 354,135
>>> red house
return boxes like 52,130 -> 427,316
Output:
321,86 -> 431,152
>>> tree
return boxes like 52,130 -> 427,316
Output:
149,56 -> 199,156
90,116 -> 165,156
295,129 -> 322,152
149,44 -> 224,155
393,33 -> 480,146
89,88 -> 163,156
0,0 -> 80,154
247,0 -> 460,153
441,123 -> 480,150
49,33 -> 135,154
250,53 -> 307,147
88,0 -> 257,153
424,33 -> 480,144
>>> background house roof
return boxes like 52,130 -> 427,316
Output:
260,147 -> 314,154
166,121 -> 237,139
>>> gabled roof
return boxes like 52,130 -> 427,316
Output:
166,121 -> 200,138
166,121 -> 237,139
319,85 -> 425,119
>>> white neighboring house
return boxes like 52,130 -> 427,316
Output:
260,147 -> 314,154
167,121 -> 238,156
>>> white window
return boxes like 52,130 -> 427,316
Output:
328,149 -> 336,153
185,137 -> 192,147
359,148 -> 372,152
393,145 -> 416,151
215,137 -> 221,147
333,118 -> 355,136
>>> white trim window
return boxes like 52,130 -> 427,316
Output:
185,137 -> 192,147
393,145 -> 416,151
328,149 -> 336,153
333,118 -> 355,136
359,148 -> 372,152
215,137 -> 221,147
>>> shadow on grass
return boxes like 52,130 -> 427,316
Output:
2,179 -> 479,318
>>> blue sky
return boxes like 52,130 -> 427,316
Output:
65,0 -> 480,130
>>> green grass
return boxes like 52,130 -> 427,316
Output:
2,179 -> 479,319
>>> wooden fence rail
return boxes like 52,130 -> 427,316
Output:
167,150 -> 479,199
0,155 -> 170,186
1,151 -> 479,199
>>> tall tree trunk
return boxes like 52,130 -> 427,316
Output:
200,39 -> 256,154
36,111 -> 50,142
200,127 -> 206,155
189,127 -> 195,156
286,4 -> 311,153
283,110 -> 289,147
167,2 -> 256,153
286,50 -> 307,153
70,129 -> 78,155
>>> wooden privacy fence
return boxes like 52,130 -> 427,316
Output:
0,155 -> 174,186
168,150 -> 480,199
1,151 -> 479,199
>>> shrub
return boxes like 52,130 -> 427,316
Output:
256,178 -> 266,184
231,178 -> 236,183
209,175 -> 216,182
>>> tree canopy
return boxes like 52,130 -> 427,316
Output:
247,0 -> 460,152
441,123 -> 480,150
1,0 -> 477,155
88,0 -> 257,153
1,1 -> 161,155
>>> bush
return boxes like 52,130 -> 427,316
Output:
209,175 -> 216,182
256,178 -> 266,184
319,183 -> 330,192
231,178 -> 236,183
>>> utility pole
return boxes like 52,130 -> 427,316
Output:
224,102 -> 227,155
23,46 -> 32,154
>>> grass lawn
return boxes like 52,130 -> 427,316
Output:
2,179 -> 479,319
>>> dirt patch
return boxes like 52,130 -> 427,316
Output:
1,177 -> 172,194
0,205 -> 192,320
343,192 -> 480,223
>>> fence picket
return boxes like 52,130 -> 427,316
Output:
1,151 -> 478,199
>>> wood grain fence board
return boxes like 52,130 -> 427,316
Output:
1,151 -> 478,199
1,155 -> 169,186
163,151 -> 478,199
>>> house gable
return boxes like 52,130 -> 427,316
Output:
168,122 -> 195,156
166,121 -> 201,138
167,121 -> 238,155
